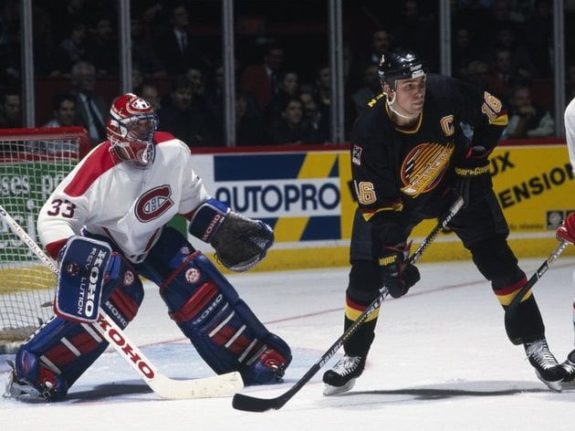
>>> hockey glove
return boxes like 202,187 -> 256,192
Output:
453,145 -> 492,208
557,212 -> 575,244
379,243 -> 420,298
189,199 -> 274,272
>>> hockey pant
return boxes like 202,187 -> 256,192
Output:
137,227 -> 291,385
342,188 -> 546,358
13,255 -> 144,400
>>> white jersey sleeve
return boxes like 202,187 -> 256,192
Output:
565,97 -> 575,174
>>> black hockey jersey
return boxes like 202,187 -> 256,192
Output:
350,74 -> 508,247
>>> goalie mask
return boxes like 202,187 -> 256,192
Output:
107,93 -> 158,168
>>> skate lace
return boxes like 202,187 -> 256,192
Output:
525,340 -> 558,369
332,356 -> 362,377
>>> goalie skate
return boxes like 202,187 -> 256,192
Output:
322,355 -> 365,396
3,360 -> 66,401
524,339 -> 564,392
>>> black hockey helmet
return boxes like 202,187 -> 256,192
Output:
378,49 -> 426,88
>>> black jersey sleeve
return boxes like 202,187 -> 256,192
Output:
452,78 -> 509,156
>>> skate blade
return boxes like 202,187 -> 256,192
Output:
535,370 -> 562,392
323,378 -> 356,396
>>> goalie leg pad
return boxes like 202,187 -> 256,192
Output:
162,252 -> 291,384
144,231 -> 291,384
9,268 -> 144,401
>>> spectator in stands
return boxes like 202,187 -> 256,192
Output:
157,75 -> 217,147
452,27 -> 480,80
43,93 -> 77,127
269,97 -> 319,145
492,27 -> 536,82
503,84 -> 554,139
486,47 -> 517,101
267,70 -> 300,121
52,22 -> 88,76
299,89 -> 329,143
523,0 -> 553,78
239,44 -> 285,112
85,16 -> 118,77
0,90 -> 22,128
392,0 -> 438,69
154,3 -> 211,76
464,60 -> 490,90
348,29 -> 393,94
138,83 -> 162,112
69,61 -> 108,145
351,64 -> 380,117
131,15 -> 167,79
236,91 -> 267,146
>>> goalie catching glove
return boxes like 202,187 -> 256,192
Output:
189,198 -> 274,271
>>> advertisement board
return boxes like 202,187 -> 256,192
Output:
194,143 -> 574,270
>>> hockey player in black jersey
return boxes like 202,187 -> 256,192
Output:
322,49 -> 565,395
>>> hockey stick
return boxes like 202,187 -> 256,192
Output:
504,239 -> 569,343
0,204 -> 243,399
232,196 -> 464,412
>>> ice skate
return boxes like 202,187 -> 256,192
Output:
524,339 -> 564,392
560,349 -> 575,390
322,355 -> 365,396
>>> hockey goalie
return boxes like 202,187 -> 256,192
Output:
4,93 -> 292,401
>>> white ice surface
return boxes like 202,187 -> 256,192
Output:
2,257 -> 575,431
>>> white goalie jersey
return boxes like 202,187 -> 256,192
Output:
37,131 -> 210,263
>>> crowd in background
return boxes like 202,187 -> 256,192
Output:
1,0 -> 575,148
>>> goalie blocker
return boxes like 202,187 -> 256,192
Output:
8,228 -> 290,400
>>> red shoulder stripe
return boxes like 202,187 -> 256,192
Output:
154,131 -> 177,144
64,143 -> 118,197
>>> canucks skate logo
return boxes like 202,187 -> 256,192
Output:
135,185 -> 174,222
400,142 -> 454,197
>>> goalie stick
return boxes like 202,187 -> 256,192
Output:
232,196 -> 464,412
0,204 -> 243,400
504,239 -> 569,343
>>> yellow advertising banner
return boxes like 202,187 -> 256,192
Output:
263,144 -> 574,270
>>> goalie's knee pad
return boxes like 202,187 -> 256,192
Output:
157,249 -> 291,384
10,263 -> 144,400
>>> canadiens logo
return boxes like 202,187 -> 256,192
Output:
400,142 -> 454,197
135,185 -> 174,222
124,270 -> 135,286
185,268 -> 201,284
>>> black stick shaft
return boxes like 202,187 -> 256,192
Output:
505,239 -> 569,343
232,196 -> 464,412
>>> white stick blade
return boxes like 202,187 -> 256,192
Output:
150,371 -> 244,400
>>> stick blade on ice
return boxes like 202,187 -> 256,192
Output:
151,371 -> 244,400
